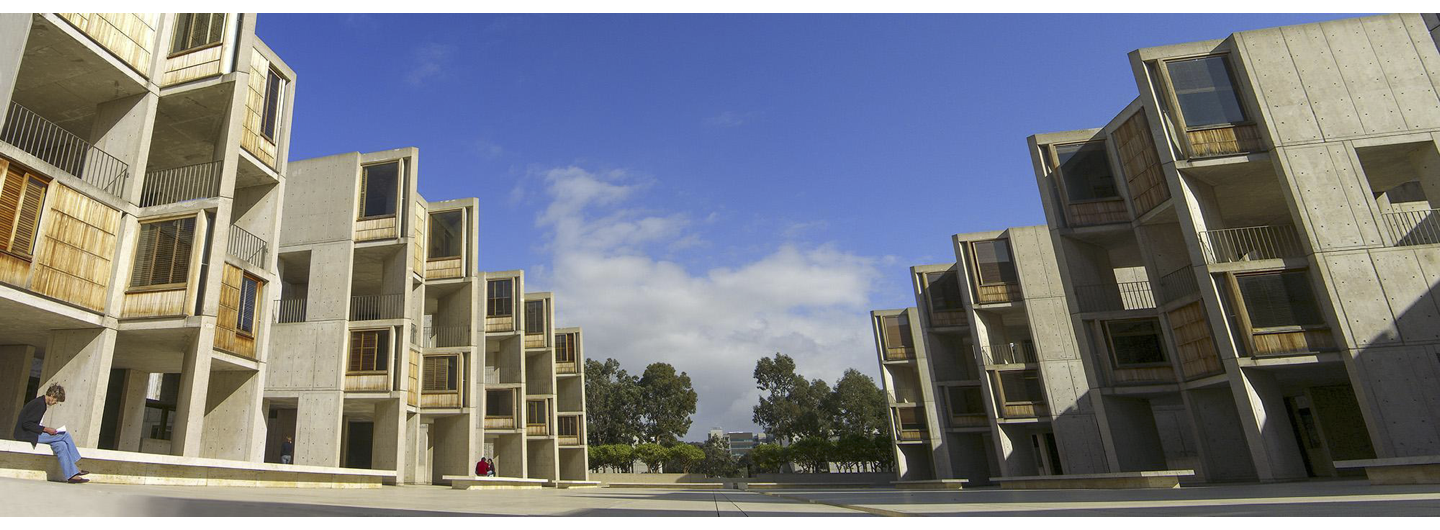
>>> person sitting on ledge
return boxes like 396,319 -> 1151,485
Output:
13,384 -> 88,484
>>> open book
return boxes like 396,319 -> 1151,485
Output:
55,425 -> 66,433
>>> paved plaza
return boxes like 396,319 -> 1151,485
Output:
4,477 -> 1440,516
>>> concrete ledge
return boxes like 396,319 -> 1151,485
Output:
893,479 -> 968,490
738,481 -> 876,490
605,482 -> 725,489
0,440 -> 391,488
552,480 -> 602,489
993,470 -> 1193,490
443,475 -> 548,490
1335,456 -> 1440,485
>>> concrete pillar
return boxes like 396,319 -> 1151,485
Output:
431,414 -> 473,484
41,328 -> 116,448
1103,396 -> 1168,471
200,371 -> 262,460
0,15 -> 33,131
89,92 -> 157,203
116,370 -> 149,451
295,392 -> 342,466
1232,368 -> 1308,481
0,345 -> 36,433
402,411 -> 421,484
371,398 -> 403,482
1186,386 -> 1259,481
170,327 -> 214,457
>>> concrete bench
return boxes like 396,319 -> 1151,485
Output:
892,479 -> 968,490
1335,456 -> 1440,485
0,439 -> 392,488
444,475 -> 548,490
605,481 -> 725,489
736,481 -> 877,490
993,470 -> 1194,490
552,480 -> 602,489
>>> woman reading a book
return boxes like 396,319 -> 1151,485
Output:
13,384 -> 88,484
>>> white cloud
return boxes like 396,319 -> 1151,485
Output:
406,43 -> 455,86
473,138 -> 504,160
705,110 -> 760,128
533,166 -> 884,439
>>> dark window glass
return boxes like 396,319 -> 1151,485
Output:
896,408 -> 924,430
925,271 -> 965,312
131,217 -> 197,287
1166,55 -> 1247,128
556,333 -> 576,363
972,239 -> 1018,285
348,330 -> 390,372
526,400 -> 546,425
428,210 -> 464,259
487,279 -> 513,317
1055,142 -> 1118,201
237,275 -> 260,333
882,315 -> 913,350
998,371 -> 1044,404
359,162 -> 399,218
170,14 -> 226,54
947,386 -> 984,415
524,300 -> 545,334
486,390 -> 511,416
423,355 -> 458,391
1106,319 -> 1167,366
1237,271 -> 1325,329
261,69 -> 284,140
559,416 -> 579,436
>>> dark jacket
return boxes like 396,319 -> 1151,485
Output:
13,396 -> 46,446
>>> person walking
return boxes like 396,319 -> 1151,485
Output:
280,436 -> 294,464
13,384 -> 87,484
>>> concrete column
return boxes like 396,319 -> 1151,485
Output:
89,92 -> 157,203
1101,396 -> 1168,471
431,414 -> 473,484
116,370 -> 149,451
1232,368 -> 1308,481
371,398 -> 403,483
0,15 -> 33,131
200,370 -> 262,460
402,411 -> 421,484
171,326 -> 215,457
41,328 -> 116,448
0,345 -> 36,432
295,392 -> 342,466
1186,386 -> 1259,481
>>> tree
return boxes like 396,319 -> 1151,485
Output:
699,433 -> 740,478
834,434 -> 873,473
585,358 -> 644,446
588,444 -> 636,473
870,435 -> 895,472
748,443 -> 789,474
637,363 -> 698,444
827,369 -> 888,437
633,443 -> 667,473
789,436 -> 833,473
752,353 -> 832,442
665,443 -> 705,474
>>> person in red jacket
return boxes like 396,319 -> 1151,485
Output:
475,458 -> 490,477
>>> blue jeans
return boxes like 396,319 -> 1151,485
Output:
37,431 -> 82,479
280,455 -> 292,464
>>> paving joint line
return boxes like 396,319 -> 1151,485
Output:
755,491 -> 915,517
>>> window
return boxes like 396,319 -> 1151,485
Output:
896,408 -> 924,430
260,68 -> 286,141
486,279 -> 513,317
1165,55 -> 1247,128
996,371 -> 1044,405
526,400 -> 547,426
556,333 -> 576,363
558,416 -> 579,437
170,14 -> 226,55
924,271 -> 964,312
524,300 -> 545,334
0,167 -> 47,259
237,274 -> 261,334
348,330 -> 391,373
358,162 -> 399,219
1054,142 -> 1118,202
1105,319 -> 1167,367
486,390 -> 512,417
971,239 -> 1018,286
428,210 -> 464,259
881,314 -> 913,351
131,217 -> 197,288
947,386 -> 984,415
1235,271 -> 1326,330
422,355 -> 458,392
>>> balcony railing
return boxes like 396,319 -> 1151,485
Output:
139,161 -> 221,207
1156,267 -> 1200,305
1382,209 -> 1440,247
526,423 -> 549,436
1198,225 -> 1304,264
883,347 -> 915,362
977,342 -> 1038,365
1073,280 -> 1156,313
1,102 -> 129,199
228,225 -> 268,269
896,429 -> 926,442
274,297 -> 306,323
422,325 -> 472,348
556,361 -> 578,375
350,293 -> 404,320
484,416 -> 515,429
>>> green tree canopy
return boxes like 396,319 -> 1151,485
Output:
699,433 -> 740,478
633,443 -> 668,473
638,363 -> 698,444
789,436 -> 834,473
584,358 -> 644,446
752,353 -> 832,442
665,443 -> 705,474
748,443 -> 790,474
826,369 -> 889,437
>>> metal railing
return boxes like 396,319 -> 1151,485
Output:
140,160 -> 222,207
274,297 -> 307,323
1198,224 -> 1304,264
977,341 -> 1038,365
1157,267 -> 1200,305
228,225 -> 268,269
1382,209 -> 1440,247
2,102 -> 130,199
1074,280 -> 1156,313
422,325 -> 472,348
350,293 -> 405,320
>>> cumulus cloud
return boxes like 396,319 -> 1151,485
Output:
532,166 -> 884,439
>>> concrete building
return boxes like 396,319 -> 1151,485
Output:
0,13 -> 294,461
876,12 -> 1440,485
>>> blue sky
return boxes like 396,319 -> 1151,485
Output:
258,13 -> 1355,439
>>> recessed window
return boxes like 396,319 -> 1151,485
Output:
1235,271 -> 1325,330
881,314 -> 913,351
924,271 -> 964,312
526,399 -> 547,426
428,210 -> 464,259
1166,55 -> 1247,128
422,355 -> 458,392
131,217 -> 197,288
486,389 -> 513,417
486,279 -> 513,317
358,162 -> 399,219
997,371 -> 1045,405
348,329 -> 391,373
170,14 -> 226,55
260,68 -> 286,141
947,386 -> 984,415
555,333 -> 577,363
971,239 -> 1019,286
524,300 -> 545,335
0,169 -> 47,258
1105,319 -> 1167,367
896,408 -> 924,430
237,274 -> 261,334
1054,142 -> 1118,202
558,416 -> 579,437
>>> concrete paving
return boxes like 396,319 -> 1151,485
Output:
0,477 -> 866,516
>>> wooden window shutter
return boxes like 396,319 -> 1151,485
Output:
349,332 -> 364,372
423,356 -> 439,391
11,176 -> 45,256
357,170 -> 368,220
0,165 -> 20,253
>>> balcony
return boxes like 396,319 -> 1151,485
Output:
559,434 -> 581,446
350,293 -> 404,321
978,342 -> 1038,365
1000,402 -> 1049,420
421,325 -> 472,348
928,308 -> 968,328
882,346 -> 914,362
895,429 -> 926,442
1198,225 -> 1304,264
355,216 -> 398,242
139,161 -> 221,207
1185,124 -> 1264,159
1156,268 -> 1199,306
556,361 -> 578,375
425,257 -> 463,280
1066,197 -> 1130,227
1382,209 -> 1440,247
484,416 -> 515,429
1,102 -> 129,200
344,370 -> 390,392
524,332 -> 546,349
1073,281 -> 1156,313
228,225 -> 269,270
483,366 -> 500,385
526,423 -> 549,436
949,413 -> 989,428
974,282 -> 1022,304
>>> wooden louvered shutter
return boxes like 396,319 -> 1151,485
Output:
11,177 -> 47,257
422,356 -> 439,391
238,276 -> 259,333
0,166 -> 21,253
131,223 -> 157,287
349,332 -> 363,372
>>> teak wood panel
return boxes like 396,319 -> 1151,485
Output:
1114,111 -> 1170,215
411,201 -> 425,272
425,257 -> 462,280
122,288 -> 187,318
1251,329 -> 1336,357
485,316 -> 514,333
976,283 -> 1022,304
344,372 -> 390,392
58,13 -> 157,76
1168,301 -> 1224,379
30,184 -> 121,312
1001,403 -> 1048,419
240,48 -> 278,168
1066,198 -> 1130,227
161,44 -> 223,86
354,216 -> 397,242
213,264 -> 257,359
1110,366 -> 1176,385
949,414 -> 989,428
524,333 -> 546,349
484,417 -> 516,429
1186,125 -> 1264,158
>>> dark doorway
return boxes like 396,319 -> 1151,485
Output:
97,369 -> 125,450
345,421 -> 374,469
